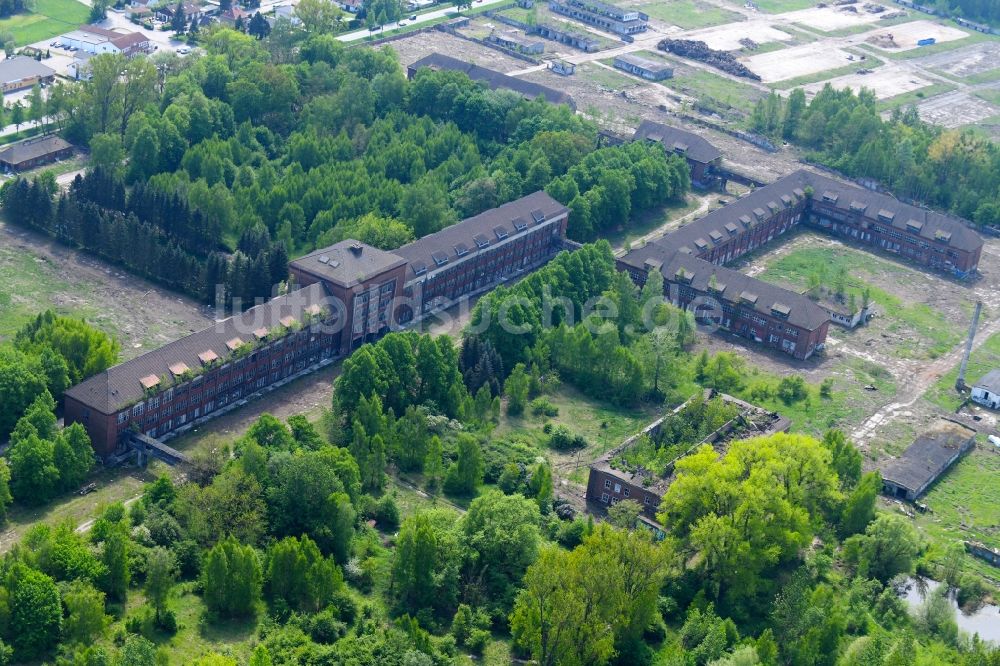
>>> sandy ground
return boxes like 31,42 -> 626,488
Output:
859,19 -> 968,52
780,5 -> 887,31
913,41 -> 1000,78
803,65 -> 931,100
742,42 -> 855,83
915,90 -> 1000,127
0,220 -> 212,357
682,18 -> 794,50
382,29 -> 535,73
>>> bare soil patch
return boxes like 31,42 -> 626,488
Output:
0,219 -> 211,356
802,65 -> 931,100
915,89 -> 1000,127
741,42 -> 855,83
912,41 -> 1000,78
858,19 -> 968,52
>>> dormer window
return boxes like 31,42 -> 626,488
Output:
513,217 -> 528,232
822,191 -> 838,203
140,374 -> 160,390
474,234 -> 490,249
253,327 -> 268,340
454,243 -> 469,257
412,261 -> 427,276
494,225 -> 509,240
530,209 -> 545,223
169,362 -> 190,377
877,209 -> 895,223
226,337 -> 243,351
906,219 -> 923,233
432,251 -> 449,267
771,303 -> 790,318
198,350 -> 219,365
740,291 -> 758,305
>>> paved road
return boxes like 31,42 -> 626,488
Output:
337,0 -> 509,43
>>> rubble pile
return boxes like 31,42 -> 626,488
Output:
656,38 -> 762,81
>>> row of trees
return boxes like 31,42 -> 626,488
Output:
750,84 -> 1000,229
0,309 -> 117,440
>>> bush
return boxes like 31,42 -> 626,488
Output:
466,628 -> 491,654
530,398 -> 559,417
309,609 -> 347,644
956,574 -> 989,610
374,495 -> 400,528
548,425 -> 587,451
819,377 -> 834,399
156,609 -> 178,634
777,375 -> 809,404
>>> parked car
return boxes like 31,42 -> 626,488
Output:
410,13 -> 416,19
177,46 -> 190,54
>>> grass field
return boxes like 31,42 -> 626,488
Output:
0,0 -> 89,46
0,235 -> 103,337
877,82 -> 957,112
961,67 -> 1000,84
578,62 -> 640,89
638,0 -> 743,29
913,445 -> 1000,580
497,385 -> 659,483
754,243 -> 962,359
923,330 -> 1000,412
663,67 -> 765,114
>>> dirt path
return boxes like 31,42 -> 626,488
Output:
613,193 -> 715,257
852,309 -> 1000,446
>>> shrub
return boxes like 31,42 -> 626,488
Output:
530,398 -> 559,417
374,495 -> 400,528
548,425 -> 586,451
466,628 -> 491,654
777,376 -> 809,404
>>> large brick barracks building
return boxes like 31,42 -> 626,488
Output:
66,192 -> 570,458
619,169 -> 982,360
65,165 -> 983,458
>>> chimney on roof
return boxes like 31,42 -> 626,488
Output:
349,243 -> 363,256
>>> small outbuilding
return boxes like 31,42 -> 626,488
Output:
880,420 -> 976,501
970,369 -> 1000,409
0,56 -> 55,93
613,53 -> 673,81
0,135 -> 73,171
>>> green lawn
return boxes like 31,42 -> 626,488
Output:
0,0 -> 90,46
497,385 -> 659,484
912,445 -> 1000,579
754,242 -> 962,359
0,233 -> 101,338
975,87 -> 1000,107
923,330 -> 1000,412
961,67 -> 1000,84
737,355 -> 897,436
876,82 -> 957,113
662,67 -> 766,115
605,195 -> 702,251
772,55 -> 885,90
578,62 -> 639,89
638,0 -> 743,29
